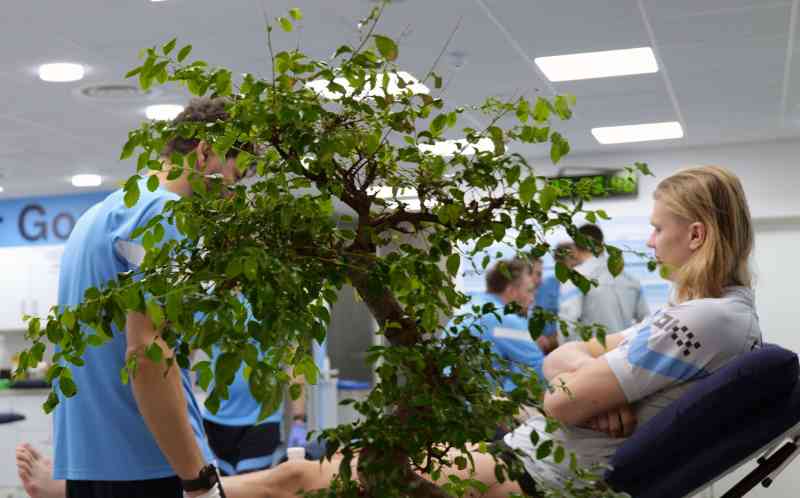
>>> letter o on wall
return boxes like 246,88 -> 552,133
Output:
52,212 -> 76,240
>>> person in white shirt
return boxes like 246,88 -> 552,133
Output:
559,224 -> 650,343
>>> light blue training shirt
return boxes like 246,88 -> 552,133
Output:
201,345 -> 284,427
53,178 -> 213,481
450,292 -> 547,391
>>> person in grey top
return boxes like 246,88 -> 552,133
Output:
559,224 -> 650,343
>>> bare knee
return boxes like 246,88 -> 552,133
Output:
273,460 -> 321,495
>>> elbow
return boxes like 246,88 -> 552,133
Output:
543,393 -> 574,425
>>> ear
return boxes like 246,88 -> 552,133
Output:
688,221 -> 706,251
194,141 -> 209,170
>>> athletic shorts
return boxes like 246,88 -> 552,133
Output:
66,476 -> 181,498
203,419 -> 282,475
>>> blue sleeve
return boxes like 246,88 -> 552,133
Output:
535,277 -> 560,337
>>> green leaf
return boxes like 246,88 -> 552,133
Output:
43,391 -> 59,414
446,253 -> 460,276
124,181 -> 141,208
516,99 -> 530,123
61,310 -> 76,330
289,7 -> 303,20
433,73 -> 443,89
554,445 -> 566,464
536,439 -> 554,460
374,35 -> 398,61
555,262 -> 570,283
634,161 -> 653,176
533,97 -> 551,122
162,38 -> 177,56
475,235 -> 494,252
125,67 -> 142,79
145,342 -> 163,363
146,300 -> 164,329
278,17 -> 293,32
290,383 -> 303,400
505,165 -> 521,186
519,176 -> 537,204
147,174 -> 159,192
60,376 -> 77,398
539,185 -> 558,212
607,250 -> 625,277
177,44 -> 192,63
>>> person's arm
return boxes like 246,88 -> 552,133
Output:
542,332 -> 626,381
543,356 -> 628,427
126,311 -> 208,496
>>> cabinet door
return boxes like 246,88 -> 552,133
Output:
0,247 -> 31,331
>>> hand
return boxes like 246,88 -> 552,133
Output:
287,420 -> 308,448
580,405 -> 637,438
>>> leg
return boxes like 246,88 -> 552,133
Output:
15,443 -> 66,498
221,446 -> 530,498
222,458 -> 344,498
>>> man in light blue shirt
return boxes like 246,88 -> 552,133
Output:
52,97 -> 251,498
453,258 -> 549,391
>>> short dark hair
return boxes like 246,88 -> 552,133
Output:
577,223 -> 604,247
486,258 -> 532,294
161,97 -> 230,157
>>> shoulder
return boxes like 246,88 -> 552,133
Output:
652,287 -> 758,354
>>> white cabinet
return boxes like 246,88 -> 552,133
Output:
0,246 -> 63,331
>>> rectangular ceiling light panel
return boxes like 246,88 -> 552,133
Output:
591,121 -> 683,144
535,47 -> 658,82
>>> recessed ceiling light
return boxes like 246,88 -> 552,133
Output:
71,174 -> 102,187
145,104 -> 184,121
0,186 -> 4,193
535,47 -> 658,82
591,121 -> 683,145
38,63 -> 86,82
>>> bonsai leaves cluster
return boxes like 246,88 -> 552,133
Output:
18,5 -> 646,498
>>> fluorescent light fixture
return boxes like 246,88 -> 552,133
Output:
145,104 -> 184,121
38,63 -> 85,82
71,174 -> 102,187
535,47 -> 657,82
306,71 -> 429,100
418,138 -> 495,157
591,121 -> 683,145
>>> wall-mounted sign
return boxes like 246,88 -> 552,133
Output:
552,170 -> 638,198
0,191 -> 110,247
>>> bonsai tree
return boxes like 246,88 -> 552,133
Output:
17,4 -> 649,497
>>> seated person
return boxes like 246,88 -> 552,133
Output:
201,346 -> 307,476
455,256 -> 550,388
17,166 -> 761,498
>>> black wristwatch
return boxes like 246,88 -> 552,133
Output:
181,464 -> 225,497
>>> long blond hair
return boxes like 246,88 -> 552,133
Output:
654,166 -> 753,302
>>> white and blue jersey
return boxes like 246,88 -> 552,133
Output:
452,292 -> 546,391
505,286 -> 762,490
53,178 -> 213,481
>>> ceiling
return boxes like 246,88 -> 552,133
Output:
0,0 -> 798,198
